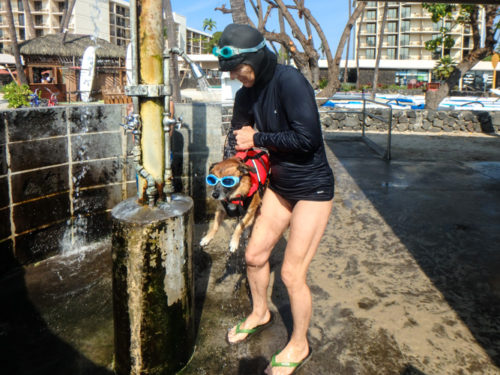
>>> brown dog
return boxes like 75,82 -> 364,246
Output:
200,153 -> 268,252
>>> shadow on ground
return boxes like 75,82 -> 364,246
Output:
326,132 -> 500,369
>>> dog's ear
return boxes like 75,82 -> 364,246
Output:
208,162 -> 218,172
238,163 -> 256,175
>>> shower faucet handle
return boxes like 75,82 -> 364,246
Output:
121,114 -> 141,133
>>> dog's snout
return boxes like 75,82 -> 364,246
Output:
212,191 -> 220,199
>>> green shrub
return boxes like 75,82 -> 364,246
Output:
319,78 -> 328,89
341,83 -> 355,92
1,82 -> 32,108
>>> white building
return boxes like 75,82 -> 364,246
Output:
350,1 -> 493,88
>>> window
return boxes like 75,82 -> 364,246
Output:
58,1 -> 65,12
401,34 -> 409,46
400,47 -> 409,59
387,48 -> 396,59
17,0 -> 24,11
387,8 -> 398,19
387,22 -> 397,33
366,36 -> 376,47
387,35 -> 397,46
19,28 -> 25,40
367,1 -> 377,7
34,1 -> 42,11
402,6 -> 411,18
18,14 -> 25,26
0,30 -> 3,38
463,36 -> 470,48
35,15 -> 43,26
366,49 -> 375,59
36,29 -> 43,37
366,23 -> 376,34
401,20 -> 410,32
366,10 -> 376,20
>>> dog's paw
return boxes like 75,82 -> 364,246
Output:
229,239 -> 239,253
200,235 -> 212,247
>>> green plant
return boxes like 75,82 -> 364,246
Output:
319,78 -> 328,89
433,56 -> 456,81
1,82 -> 32,108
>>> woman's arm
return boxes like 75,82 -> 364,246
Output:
225,88 -> 255,157
253,69 -> 322,153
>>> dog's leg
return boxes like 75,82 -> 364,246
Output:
229,205 -> 258,253
200,207 -> 225,247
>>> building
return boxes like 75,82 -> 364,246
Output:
352,1 -> 490,88
0,1 -> 212,54
109,0 -> 130,46
0,0 -> 130,51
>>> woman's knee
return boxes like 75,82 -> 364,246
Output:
281,263 -> 305,290
245,248 -> 268,268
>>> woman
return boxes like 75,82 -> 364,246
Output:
214,24 -> 334,375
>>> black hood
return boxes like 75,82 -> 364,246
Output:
218,24 -> 277,88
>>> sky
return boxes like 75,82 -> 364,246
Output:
170,0 -> 353,58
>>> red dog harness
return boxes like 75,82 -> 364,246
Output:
222,149 -> 270,217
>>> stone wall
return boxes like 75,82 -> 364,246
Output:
320,109 -> 500,134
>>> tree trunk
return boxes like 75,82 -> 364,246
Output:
21,0 -> 36,40
230,0 -> 250,24
425,5 -> 499,109
318,1 -> 366,103
343,0 -> 351,84
372,2 -> 388,99
164,0 -> 181,102
5,0 -> 28,85
60,0 -> 77,33
356,6 -> 365,89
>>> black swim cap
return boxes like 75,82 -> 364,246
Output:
217,24 -> 277,87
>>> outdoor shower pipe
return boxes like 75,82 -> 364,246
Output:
162,47 -> 206,202
124,0 -> 159,206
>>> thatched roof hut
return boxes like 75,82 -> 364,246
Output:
13,34 -> 127,101
16,33 -> 126,65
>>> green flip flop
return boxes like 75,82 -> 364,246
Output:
270,347 -> 312,374
226,311 -> 275,345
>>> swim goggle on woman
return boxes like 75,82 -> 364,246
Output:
212,40 -> 267,59
206,174 -> 240,188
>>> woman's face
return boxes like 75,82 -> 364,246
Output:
230,64 -> 255,87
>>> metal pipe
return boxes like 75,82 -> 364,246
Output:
163,50 -> 175,202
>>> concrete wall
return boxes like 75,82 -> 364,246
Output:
0,105 -> 134,273
0,102 -> 226,273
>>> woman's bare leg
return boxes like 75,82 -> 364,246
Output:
265,199 -> 333,375
227,189 -> 293,343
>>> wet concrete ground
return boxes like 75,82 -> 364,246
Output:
1,131 -> 500,374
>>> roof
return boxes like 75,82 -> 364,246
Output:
16,33 -> 126,59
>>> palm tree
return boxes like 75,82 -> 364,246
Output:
355,5 -> 365,89
60,0 -> 77,33
5,0 -> 28,84
21,0 -> 36,39
372,2 -> 388,99
343,0 -> 351,84
164,0 -> 181,101
433,56 -> 456,82
229,0 -> 250,24
203,18 -> 216,32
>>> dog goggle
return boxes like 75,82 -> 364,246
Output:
206,174 -> 240,188
212,40 -> 267,59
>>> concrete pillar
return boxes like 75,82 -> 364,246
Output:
111,195 -> 194,375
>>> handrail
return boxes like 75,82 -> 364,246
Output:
317,93 -> 392,160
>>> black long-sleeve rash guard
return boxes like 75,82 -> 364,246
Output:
230,64 -> 334,201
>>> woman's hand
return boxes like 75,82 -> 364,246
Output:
234,126 -> 256,151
